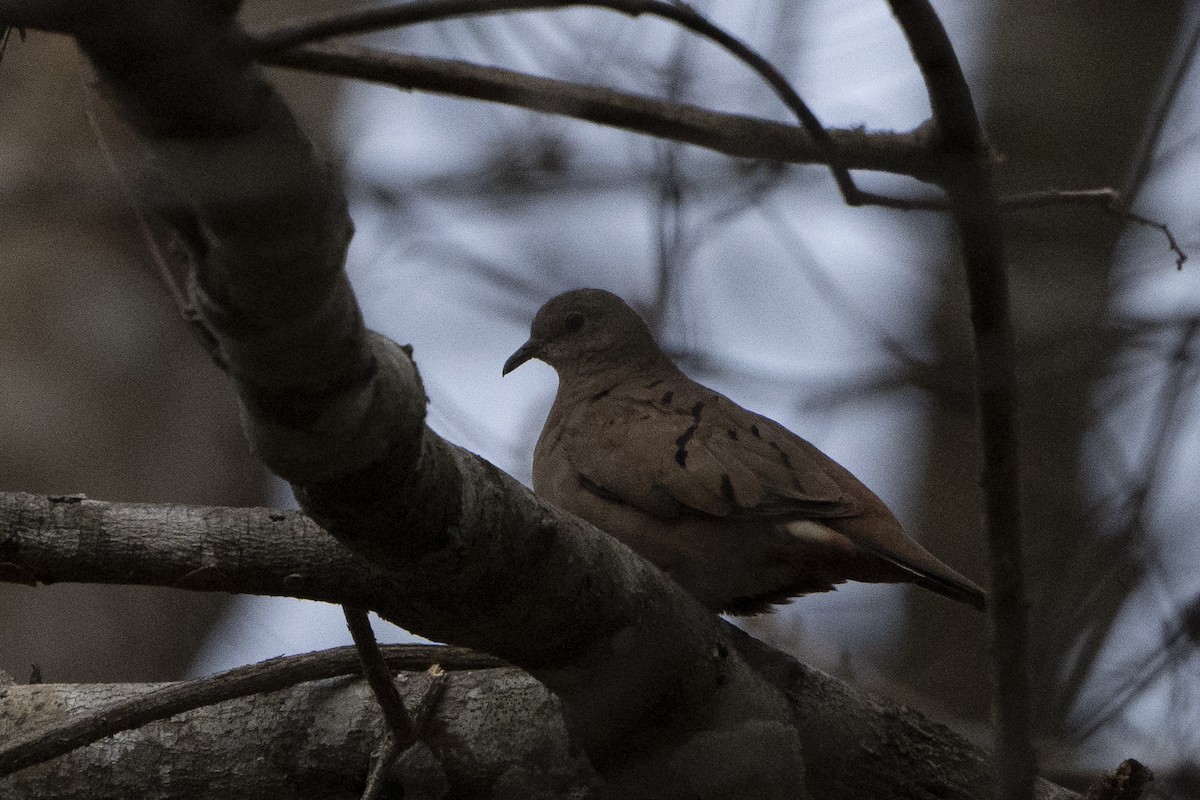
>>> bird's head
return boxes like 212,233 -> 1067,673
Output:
503,288 -> 670,380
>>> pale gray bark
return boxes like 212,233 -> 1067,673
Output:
0,666 -> 595,799
1,493 -> 1082,799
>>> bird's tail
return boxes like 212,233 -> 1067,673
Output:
910,570 -> 987,611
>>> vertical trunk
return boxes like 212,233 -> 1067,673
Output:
892,3 -> 1185,733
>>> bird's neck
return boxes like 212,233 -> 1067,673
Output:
554,352 -> 682,402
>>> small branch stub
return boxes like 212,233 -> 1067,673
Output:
1085,760 -> 1153,800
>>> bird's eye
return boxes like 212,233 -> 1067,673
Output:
563,312 -> 585,333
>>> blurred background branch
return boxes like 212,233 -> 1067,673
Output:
1,1 -> 1198,796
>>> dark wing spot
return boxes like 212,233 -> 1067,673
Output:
646,379 -> 663,388
720,473 -> 737,505
690,401 -> 705,419
774,445 -> 804,491
660,391 -> 674,405
726,428 -> 738,441
750,424 -> 761,439
768,440 -> 793,468
674,423 -> 698,468
590,387 -> 611,402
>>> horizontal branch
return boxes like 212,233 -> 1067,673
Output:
261,41 -> 940,181
0,492 -> 408,613
0,663 -> 593,799
0,492 -> 1080,800
0,643 -> 499,779
251,0 -> 874,205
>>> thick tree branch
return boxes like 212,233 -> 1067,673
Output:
0,2 -> 1079,798
1,5 -> 803,794
1,492 -> 1081,800
0,642 -> 498,780
0,664 -> 593,800
0,492 -> 405,612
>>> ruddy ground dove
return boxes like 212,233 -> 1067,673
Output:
504,288 -> 985,615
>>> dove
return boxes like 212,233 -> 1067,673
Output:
503,288 -> 985,615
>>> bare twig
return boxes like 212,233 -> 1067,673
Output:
81,83 -> 232,363
359,664 -> 449,800
82,92 -> 189,314
251,0 -> 876,205
360,738 -> 403,800
0,22 -> 24,64
343,608 -> 453,800
1109,208 -> 1185,269
260,27 -> 1193,268
0,644 -> 499,779
885,2 -> 1035,800
344,607 -> 419,747
1000,189 -> 1186,269
262,40 -> 933,177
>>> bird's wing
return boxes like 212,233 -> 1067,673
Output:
560,379 -> 859,520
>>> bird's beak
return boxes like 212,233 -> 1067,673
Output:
503,338 -> 544,375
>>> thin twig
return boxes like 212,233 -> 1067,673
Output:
82,79 -> 229,363
1115,208 -> 1186,270
82,88 -> 192,315
344,607 -> 418,747
250,0 -> 870,205
0,24 -> 15,65
0,644 -> 501,779
359,663 -> 450,800
261,32 -> 1192,270
885,3 -> 1036,800
876,188 -> 1186,268
1000,189 -> 1186,269
360,738 -> 403,800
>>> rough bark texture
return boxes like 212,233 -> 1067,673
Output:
0,1 -> 1084,797
0,636 -> 1081,800
1,492 -> 1082,800
0,667 -> 596,799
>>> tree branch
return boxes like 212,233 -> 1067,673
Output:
0,491 -> 1082,800
344,608 -> 421,749
262,39 -> 940,180
0,661 -> 593,799
0,642 -> 497,780
0,2 -> 1088,797
251,0 -> 875,206
887,2 -> 1036,800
